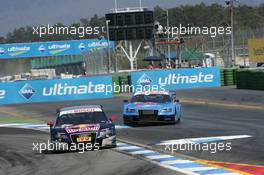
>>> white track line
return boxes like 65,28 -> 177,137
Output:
146,155 -> 174,159
183,166 -> 217,171
157,135 -> 252,145
161,160 -> 194,165
130,150 -> 155,154
117,146 -> 141,150
117,142 -> 127,146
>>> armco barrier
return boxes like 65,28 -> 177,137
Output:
219,68 -> 238,86
236,69 -> 264,90
0,76 -> 113,105
131,67 -> 221,91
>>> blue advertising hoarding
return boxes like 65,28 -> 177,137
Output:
0,76 -> 113,105
131,67 -> 221,91
0,39 -> 115,59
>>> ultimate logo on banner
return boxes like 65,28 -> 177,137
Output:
0,39 -> 115,59
0,76 -> 112,105
131,67 -> 221,91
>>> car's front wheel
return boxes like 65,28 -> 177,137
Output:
175,109 -> 182,124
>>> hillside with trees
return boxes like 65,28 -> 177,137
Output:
0,3 -> 263,44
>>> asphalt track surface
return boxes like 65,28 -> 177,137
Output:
0,127 -> 179,175
1,88 -> 264,175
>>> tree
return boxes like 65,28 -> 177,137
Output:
0,36 -> 5,43
4,3 -> 264,43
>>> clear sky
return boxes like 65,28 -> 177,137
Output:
0,0 -> 262,36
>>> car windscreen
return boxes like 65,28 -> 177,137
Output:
55,112 -> 108,127
131,94 -> 172,103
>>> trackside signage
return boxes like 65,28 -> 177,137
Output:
0,39 -> 114,59
131,67 -> 221,91
0,76 -> 112,105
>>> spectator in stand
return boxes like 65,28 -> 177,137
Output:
166,63 -> 172,69
147,62 -> 154,70
171,61 -> 176,69
188,62 -> 192,68
158,63 -> 164,69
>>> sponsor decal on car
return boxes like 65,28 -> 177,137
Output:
134,91 -> 169,96
59,108 -> 102,116
66,124 -> 100,133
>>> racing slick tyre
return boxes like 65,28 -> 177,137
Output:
175,108 -> 182,124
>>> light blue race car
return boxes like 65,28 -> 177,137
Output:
123,91 -> 182,125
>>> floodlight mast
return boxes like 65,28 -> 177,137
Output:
106,20 -> 111,73
114,0 -> 117,12
110,0 -> 147,13
226,0 -> 235,67
230,0 -> 235,67
166,9 -> 171,67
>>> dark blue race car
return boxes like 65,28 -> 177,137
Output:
47,105 -> 116,150
123,91 -> 182,125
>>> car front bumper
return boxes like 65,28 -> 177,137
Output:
50,135 -> 116,150
123,114 -> 176,123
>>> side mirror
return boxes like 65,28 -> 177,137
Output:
123,100 -> 128,103
109,115 -> 118,122
47,121 -> 54,126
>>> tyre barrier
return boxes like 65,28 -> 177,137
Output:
220,69 -> 225,86
112,74 -> 131,93
236,69 -> 264,90
223,68 -> 236,86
